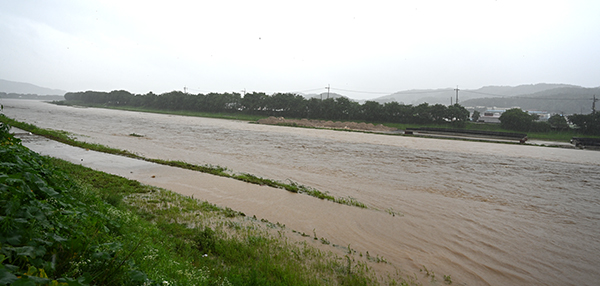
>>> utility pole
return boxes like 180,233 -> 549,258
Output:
326,84 -> 331,99
593,94 -> 598,113
454,85 -> 460,105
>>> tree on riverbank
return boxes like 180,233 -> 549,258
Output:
569,112 -> 600,135
499,108 -> 551,132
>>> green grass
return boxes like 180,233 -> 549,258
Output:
1,123 -> 420,285
53,100 -> 265,122
383,121 -> 599,142
264,118 -> 590,143
461,122 -> 596,142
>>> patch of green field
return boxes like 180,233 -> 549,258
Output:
53,100 -> 264,122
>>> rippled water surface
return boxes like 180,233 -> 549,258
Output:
4,99 -> 600,285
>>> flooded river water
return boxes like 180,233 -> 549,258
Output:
3,99 -> 600,285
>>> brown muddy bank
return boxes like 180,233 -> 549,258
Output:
257,116 -> 398,132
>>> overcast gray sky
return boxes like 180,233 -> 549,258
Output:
1,0 -> 599,99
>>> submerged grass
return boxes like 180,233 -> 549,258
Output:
53,100 -> 264,122
0,115 -> 368,209
1,122 -> 419,285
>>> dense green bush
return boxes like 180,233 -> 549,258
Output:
548,114 -> 569,130
569,112 -> 600,135
0,118 -> 151,285
499,108 -> 537,132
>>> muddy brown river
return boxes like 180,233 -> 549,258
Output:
3,99 -> 600,285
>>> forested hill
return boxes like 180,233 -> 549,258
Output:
461,86 -> 600,114
469,83 -> 579,97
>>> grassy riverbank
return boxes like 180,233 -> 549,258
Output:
53,100 -> 264,122
384,121 -> 593,142
1,120 -> 417,285
0,115 -> 367,209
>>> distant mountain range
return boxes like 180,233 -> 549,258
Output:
368,83 -> 580,105
0,79 -> 66,96
460,85 -> 600,114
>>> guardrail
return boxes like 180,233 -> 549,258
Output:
571,137 -> 600,147
405,127 -> 527,139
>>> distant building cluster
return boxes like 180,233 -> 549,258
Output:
469,107 -> 551,123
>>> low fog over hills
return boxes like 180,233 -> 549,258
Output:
0,79 -> 66,96
363,83 -> 597,115
461,86 -> 600,114
368,83 -> 577,105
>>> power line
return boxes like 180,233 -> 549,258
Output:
185,87 -> 213,93
461,89 -> 594,100
330,87 -> 391,95
332,87 -> 453,95
290,87 -> 326,93
384,89 -> 457,95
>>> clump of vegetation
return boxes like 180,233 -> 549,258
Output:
499,108 -> 550,132
386,208 -> 403,217
335,196 -> 367,209
569,112 -> 600,135
0,119 -> 149,285
444,274 -> 453,284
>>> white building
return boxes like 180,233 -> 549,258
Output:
527,110 -> 551,121
478,108 -> 551,123
479,109 -> 506,123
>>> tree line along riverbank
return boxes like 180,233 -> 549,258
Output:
57,90 -> 599,142
61,90 -> 471,126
